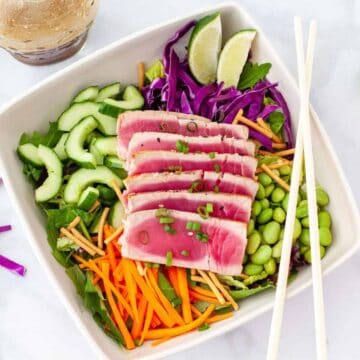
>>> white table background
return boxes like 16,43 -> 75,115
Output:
0,1 -> 359,359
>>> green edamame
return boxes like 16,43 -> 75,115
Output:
246,231 -> 262,255
263,221 -> 281,245
247,219 -> 255,235
319,227 -> 332,246
300,246 -> 309,255
257,208 -> 273,224
279,165 -> 291,176
304,246 -> 326,263
296,204 -> 308,219
256,184 -> 266,200
293,218 -> 302,240
265,184 -> 275,197
244,263 -> 263,276
318,211 -> 331,228
258,224 -> 266,233
271,187 -> 286,203
301,217 -> 310,228
299,228 -> 310,246
273,207 -> 286,223
260,198 -> 270,209
282,193 -> 300,211
272,239 -> 283,258
316,188 -> 329,206
258,173 -> 272,186
264,258 -> 277,275
250,245 -> 272,265
252,201 -> 262,217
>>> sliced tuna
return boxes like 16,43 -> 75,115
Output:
117,110 -> 249,158
124,170 -> 258,199
120,209 -> 247,275
128,151 -> 257,178
127,191 -> 252,222
127,132 -> 256,159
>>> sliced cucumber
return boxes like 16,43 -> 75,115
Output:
104,156 -> 125,169
93,137 -> 117,156
77,186 -> 99,211
96,82 -> 121,102
64,166 -> 122,203
65,116 -> 98,168
89,138 -> 104,165
72,86 -> 99,103
109,200 -> 126,228
99,85 -> 144,117
17,143 -> 43,167
53,133 -> 69,161
35,145 -> 63,202
58,101 -> 117,135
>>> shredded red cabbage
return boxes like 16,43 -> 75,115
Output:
0,254 -> 26,276
0,224 -> 12,233
142,20 -> 293,149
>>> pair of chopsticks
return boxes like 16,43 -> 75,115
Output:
266,17 -> 327,360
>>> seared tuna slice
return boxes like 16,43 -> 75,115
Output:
127,191 -> 252,222
127,132 -> 255,159
120,209 -> 247,275
128,151 -> 257,178
117,110 -> 249,158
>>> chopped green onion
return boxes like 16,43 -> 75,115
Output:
166,251 -> 173,266
181,250 -> 190,257
213,164 -> 221,173
188,180 -> 204,193
196,231 -> 209,243
206,203 -> 214,214
214,185 -> 219,193
208,152 -> 215,159
198,323 -> 210,331
159,216 -> 175,224
186,221 -> 201,231
145,262 -> 160,268
186,121 -> 198,133
164,224 -> 176,235
155,208 -> 169,218
176,140 -> 189,154
197,205 -> 209,219
171,297 -> 182,307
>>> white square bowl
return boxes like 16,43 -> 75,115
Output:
0,2 -> 359,359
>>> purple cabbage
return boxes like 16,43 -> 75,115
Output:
0,254 -> 26,276
0,224 -> 12,233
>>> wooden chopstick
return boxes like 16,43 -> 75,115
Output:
267,18 -> 327,360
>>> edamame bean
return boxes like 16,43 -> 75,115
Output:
304,246 -> 325,263
316,188 -> 329,206
251,201 -> 262,217
264,258 -> 277,275
300,246 -> 309,255
260,198 -> 270,209
282,193 -> 300,211
272,239 -> 283,258
296,204 -> 308,219
319,227 -> 332,246
244,263 -> 263,276
298,200 -> 308,207
247,219 -> 255,235
273,207 -> 286,223
242,253 -> 248,264
281,175 -> 290,184
258,173 -> 272,186
250,245 -> 272,265
299,228 -> 310,246
301,217 -> 310,228
279,228 -> 284,240
293,218 -> 302,240
318,211 -> 332,228
265,184 -> 275,197
256,184 -> 266,200
263,221 -> 281,245
246,231 -> 262,255
257,208 -> 273,224
271,187 -> 286,203
279,165 -> 291,176
258,224 -> 266,233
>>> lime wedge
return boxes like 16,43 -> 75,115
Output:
188,12 -> 222,85
217,30 -> 256,88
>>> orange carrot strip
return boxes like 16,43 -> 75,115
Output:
177,268 -> 192,324
190,304 -> 202,318
102,262 -> 135,350
104,225 -> 124,245
122,259 -> 139,323
72,253 -> 86,264
189,291 -> 225,305
150,313 -> 161,329
138,62 -> 145,90
104,223 -> 115,238
193,286 -> 217,298
92,273 -> 101,285
139,303 -> 153,345
131,297 -> 147,339
114,262 -> 124,282
125,259 -> 174,328
145,304 -> 215,340
206,312 -> 233,324
151,336 -> 171,347
107,242 -> 117,273
147,269 -> 185,326
167,267 -> 180,296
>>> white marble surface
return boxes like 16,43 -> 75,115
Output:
0,1 -> 359,359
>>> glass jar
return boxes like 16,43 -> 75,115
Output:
0,0 -> 99,65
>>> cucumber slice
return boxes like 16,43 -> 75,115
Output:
96,82 -> 121,102
17,143 -> 43,167
53,133 -> 69,161
109,200 -> 126,228
64,166 -> 122,203
99,85 -> 144,117
93,137 -> 117,156
104,156 -> 125,169
72,86 -> 99,103
35,145 -> 63,202
65,116 -> 98,168
77,186 -> 99,211
89,138 -> 104,165
58,101 -> 117,135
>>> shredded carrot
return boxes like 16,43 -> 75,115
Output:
150,313 -> 161,329
92,273 -> 101,285
114,262 -> 124,282
131,296 -> 147,340
102,262 -> 135,350
104,225 -> 124,245
147,269 -> 185,326
122,259 -> 139,323
206,312 -> 233,324
260,164 -> 290,191
138,62 -> 145,90
125,259 -> 174,328
145,304 -> 215,340
193,286 -> 217,298
189,291 -> 226,305
106,242 -> 117,273
136,260 -> 145,276
177,268 -> 192,324
97,207 -> 110,249
104,223 -> 115,238
72,253 -> 86,264
167,267 -> 180,296
272,142 -> 287,150
139,303 -> 153,345
190,304 -> 202,318
151,336 -> 171,347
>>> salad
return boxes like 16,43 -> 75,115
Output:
16,12 -> 333,350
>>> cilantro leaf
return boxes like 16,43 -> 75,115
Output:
238,62 -> 272,90
19,121 -> 62,147
268,111 -> 285,134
